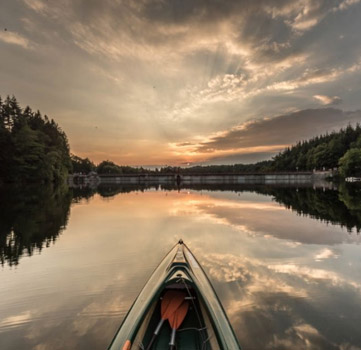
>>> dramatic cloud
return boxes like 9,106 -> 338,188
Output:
173,108 -> 361,162
1,0 -> 361,165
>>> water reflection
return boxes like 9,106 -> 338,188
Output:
1,183 -> 361,350
74,182 -> 361,234
258,184 -> 361,232
0,184 -> 72,266
200,251 -> 361,349
2,182 -> 361,264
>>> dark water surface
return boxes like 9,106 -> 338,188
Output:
1,184 -> 361,350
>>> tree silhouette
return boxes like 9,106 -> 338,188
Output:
0,95 -> 72,183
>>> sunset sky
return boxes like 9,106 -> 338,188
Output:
1,0 -> 361,166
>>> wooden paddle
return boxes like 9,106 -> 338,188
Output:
168,300 -> 189,350
145,290 -> 185,350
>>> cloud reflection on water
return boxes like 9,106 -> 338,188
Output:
171,192 -> 361,245
199,251 -> 361,349
1,188 -> 361,349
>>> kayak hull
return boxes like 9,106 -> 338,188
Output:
108,240 -> 241,350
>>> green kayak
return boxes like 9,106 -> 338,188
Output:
108,240 -> 241,350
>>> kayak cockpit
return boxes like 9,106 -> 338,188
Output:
130,281 -> 221,350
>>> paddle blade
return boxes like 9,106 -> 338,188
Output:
161,290 -> 186,320
168,300 -> 189,329
145,291 -> 186,350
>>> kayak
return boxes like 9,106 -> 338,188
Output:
108,240 -> 241,350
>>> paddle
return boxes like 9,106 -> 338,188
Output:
145,290 -> 185,350
168,300 -> 189,350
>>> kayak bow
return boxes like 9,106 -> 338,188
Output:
108,240 -> 241,350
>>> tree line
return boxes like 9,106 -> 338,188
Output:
271,124 -> 361,176
1,95 -> 361,183
74,124 -> 361,177
0,96 -> 72,184
70,158 -> 276,175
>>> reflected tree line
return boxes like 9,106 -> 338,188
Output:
0,184 -> 72,266
1,183 -> 361,266
254,184 -> 361,232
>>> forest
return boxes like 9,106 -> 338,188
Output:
271,124 -> 361,175
0,96 -> 72,184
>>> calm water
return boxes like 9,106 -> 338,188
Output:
1,183 -> 361,350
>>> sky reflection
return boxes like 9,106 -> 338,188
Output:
1,188 -> 361,349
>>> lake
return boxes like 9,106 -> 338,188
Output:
1,183 -> 361,349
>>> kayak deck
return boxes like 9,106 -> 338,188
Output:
108,240 -> 241,350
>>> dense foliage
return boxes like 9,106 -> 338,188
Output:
271,124 -> 361,173
0,96 -> 72,183
159,160 -> 273,174
338,148 -> 361,177
96,160 -> 150,174
71,154 -> 95,174
74,160 -> 274,175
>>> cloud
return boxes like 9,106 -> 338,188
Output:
314,95 -> 342,105
200,151 -> 277,165
19,0 -> 347,65
183,108 -> 361,154
0,30 -> 30,48
23,0 -> 47,13
334,0 -> 361,11
283,0 -> 361,32
315,248 -> 340,261
283,0 -> 329,32
178,62 -> 359,121
2,0 -> 361,165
